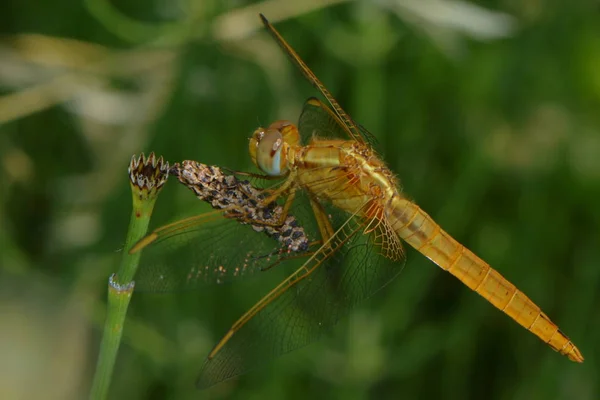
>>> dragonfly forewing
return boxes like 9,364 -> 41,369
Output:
259,14 -> 378,148
132,161 -> 312,291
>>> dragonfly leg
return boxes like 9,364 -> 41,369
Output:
221,204 -> 255,220
221,203 -> 285,229
231,173 -> 299,231
308,194 -> 335,242
249,190 -> 336,262
244,186 -> 298,229
272,187 -> 296,225
217,172 -> 299,229
258,171 -> 297,207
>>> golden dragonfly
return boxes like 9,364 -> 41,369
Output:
132,13 -> 583,388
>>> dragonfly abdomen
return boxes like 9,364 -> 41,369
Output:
388,196 -> 583,362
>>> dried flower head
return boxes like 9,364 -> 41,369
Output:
128,152 -> 169,201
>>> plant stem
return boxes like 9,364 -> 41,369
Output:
89,153 -> 168,400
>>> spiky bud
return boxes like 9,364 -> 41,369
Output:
128,152 -> 169,203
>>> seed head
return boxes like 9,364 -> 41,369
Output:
128,152 -> 169,201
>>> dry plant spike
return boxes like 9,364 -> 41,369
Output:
172,160 -> 309,253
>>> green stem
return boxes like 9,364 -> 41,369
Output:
89,153 -> 167,400
114,189 -> 159,285
89,275 -> 135,400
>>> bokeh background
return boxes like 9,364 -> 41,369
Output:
1,0 -> 599,399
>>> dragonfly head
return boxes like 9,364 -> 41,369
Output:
249,120 -> 298,176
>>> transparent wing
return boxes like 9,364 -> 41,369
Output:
260,14 -> 379,148
297,97 -> 348,143
297,97 -> 379,149
196,202 -> 405,388
133,210 -> 313,291
132,161 -> 318,292
365,207 -> 405,262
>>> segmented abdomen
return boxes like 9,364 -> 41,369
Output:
388,195 -> 583,362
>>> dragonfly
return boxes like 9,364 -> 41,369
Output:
132,13 -> 583,388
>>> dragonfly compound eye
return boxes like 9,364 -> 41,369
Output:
249,127 -> 266,167
256,128 -> 288,176
269,120 -> 300,147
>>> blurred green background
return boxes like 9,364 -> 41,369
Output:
1,0 -> 599,399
